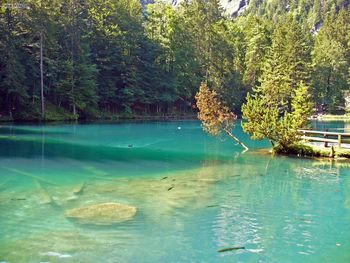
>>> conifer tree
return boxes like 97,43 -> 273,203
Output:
259,16 -> 311,110
242,16 -> 270,90
258,21 -> 290,108
312,14 -> 348,112
242,82 -> 313,150
0,0 -> 349,120
0,3 -> 29,118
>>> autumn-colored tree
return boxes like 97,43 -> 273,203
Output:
195,83 -> 248,150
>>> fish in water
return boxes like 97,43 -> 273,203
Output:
128,144 -> 133,148
168,186 -> 174,191
161,177 -> 168,180
218,246 -> 245,253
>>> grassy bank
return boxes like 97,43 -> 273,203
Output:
315,114 -> 350,121
274,142 -> 350,159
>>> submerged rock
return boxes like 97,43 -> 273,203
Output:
72,182 -> 85,195
38,188 -> 53,204
64,202 -> 137,225
66,195 -> 78,201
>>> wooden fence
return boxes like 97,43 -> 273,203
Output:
298,129 -> 350,148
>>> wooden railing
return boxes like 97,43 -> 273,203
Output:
298,129 -> 350,148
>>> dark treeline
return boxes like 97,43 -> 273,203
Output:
0,0 -> 349,121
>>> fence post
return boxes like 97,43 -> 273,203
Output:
338,134 -> 342,148
324,130 -> 328,147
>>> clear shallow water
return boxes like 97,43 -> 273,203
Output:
0,121 -> 349,263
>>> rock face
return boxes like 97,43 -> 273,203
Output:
220,0 -> 249,18
65,202 -> 137,225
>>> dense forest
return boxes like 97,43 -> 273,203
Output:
0,0 -> 349,121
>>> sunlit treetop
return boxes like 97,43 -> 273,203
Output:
195,82 -> 248,150
195,82 -> 236,137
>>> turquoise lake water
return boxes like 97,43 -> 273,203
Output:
0,121 -> 349,262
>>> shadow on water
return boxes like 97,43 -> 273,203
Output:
0,137 -> 238,163
0,126 -> 71,136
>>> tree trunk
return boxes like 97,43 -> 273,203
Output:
40,31 -> 45,119
223,128 -> 249,151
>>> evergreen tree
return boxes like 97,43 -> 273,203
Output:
242,82 -> 313,150
312,13 -> 349,112
0,0 -> 349,120
0,3 -> 29,118
258,16 -> 311,110
242,16 -> 271,90
54,0 -> 98,118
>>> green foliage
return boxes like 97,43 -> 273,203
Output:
242,82 -> 313,150
292,82 -> 314,128
241,16 -> 271,90
311,11 -> 350,112
258,16 -> 312,110
0,0 -> 349,121
241,94 -> 279,142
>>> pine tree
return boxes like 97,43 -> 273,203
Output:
242,16 -> 271,90
0,4 -> 29,118
54,0 -> 98,118
258,21 -> 290,108
258,16 -> 311,110
242,82 -> 313,150
312,13 -> 348,112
